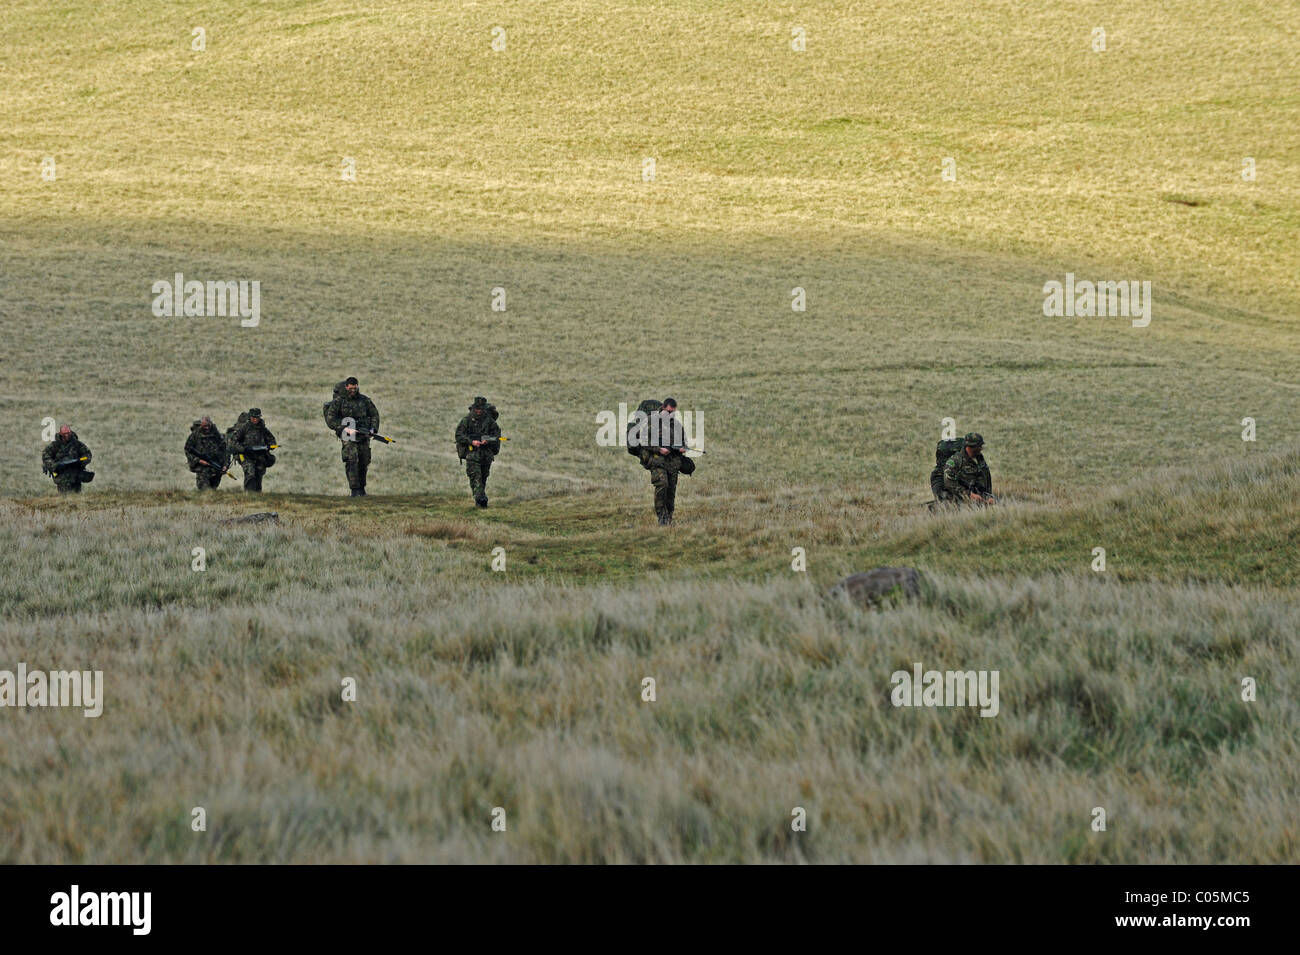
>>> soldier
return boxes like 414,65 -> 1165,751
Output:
230,408 -> 277,492
324,376 -> 380,496
185,415 -> 230,490
41,425 -> 93,494
634,397 -> 696,526
455,396 -> 501,508
941,432 -> 995,505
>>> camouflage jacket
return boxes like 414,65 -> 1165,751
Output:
455,412 -> 500,458
42,434 -> 92,473
185,425 -> 230,471
325,392 -> 379,439
640,411 -> 686,468
231,420 -> 276,454
943,449 -> 992,496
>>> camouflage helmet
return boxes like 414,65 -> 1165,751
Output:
964,432 -> 984,448
248,408 -> 262,418
469,396 -> 488,411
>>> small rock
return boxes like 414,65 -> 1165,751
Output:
827,567 -> 921,607
220,512 -> 280,526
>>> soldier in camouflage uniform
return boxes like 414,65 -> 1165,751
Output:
41,425 -> 93,494
455,396 -> 501,508
185,416 -> 230,490
634,397 -> 695,525
941,432 -> 995,505
230,408 -> 277,492
324,377 -> 380,496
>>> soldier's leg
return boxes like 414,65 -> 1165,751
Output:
665,467 -> 679,520
342,443 -> 360,492
357,442 -> 371,492
480,454 -> 492,498
244,464 -> 263,492
650,467 -> 670,522
466,454 -> 481,498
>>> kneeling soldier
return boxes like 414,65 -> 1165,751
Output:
941,432 -> 995,505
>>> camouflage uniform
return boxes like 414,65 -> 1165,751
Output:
941,432 -> 993,503
41,431 -> 93,494
455,397 -> 501,507
230,410 -> 277,492
185,421 -> 230,490
637,408 -> 693,525
324,387 -> 380,495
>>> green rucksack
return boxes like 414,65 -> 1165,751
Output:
226,411 -> 249,455
930,438 -> 964,496
626,399 -> 662,457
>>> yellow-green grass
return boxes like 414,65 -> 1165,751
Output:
2,0 -> 1299,863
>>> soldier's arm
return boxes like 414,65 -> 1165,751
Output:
367,398 -> 379,433
942,457 -> 962,492
80,442 -> 92,465
265,427 -> 276,446
455,417 -> 469,446
42,444 -> 54,468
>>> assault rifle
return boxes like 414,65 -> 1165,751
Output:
197,458 -> 231,475
237,444 -> 279,465
342,427 -> 395,444
46,455 -> 90,476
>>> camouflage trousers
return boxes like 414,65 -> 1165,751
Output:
53,474 -> 83,494
194,466 -> 224,490
464,449 -> 494,502
341,440 -> 371,491
240,457 -> 267,492
649,456 -> 683,522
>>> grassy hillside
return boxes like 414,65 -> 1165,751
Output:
2,0 -> 1297,863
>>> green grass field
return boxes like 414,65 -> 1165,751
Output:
2,0 -> 1297,863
